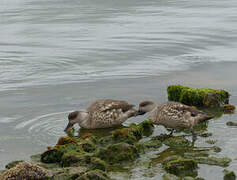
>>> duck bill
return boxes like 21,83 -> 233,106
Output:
64,122 -> 73,132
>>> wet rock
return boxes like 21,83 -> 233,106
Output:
5,160 -> 24,169
0,162 -> 51,180
56,136 -> 77,146
167,85 -> 229,107
164,136 -> 190,148
141,139 -> 162,150
112,120 -> 154,144
192,156 -> 231,167
163,157 -> 198,177
162,173 -> 180,180
95,142 -> 139,164
226,121 -> 237,126
223,169 -> 236,180
41,149 -> 64,163
89,157 -> 108,171
76,169 -> 112,180
52,166 -> 88,180
61,152 -> 91,167
199,132 -> 212,138
222,104 -> 236,113
205,139 -> 217,144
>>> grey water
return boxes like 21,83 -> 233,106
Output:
1,0 -> 237,179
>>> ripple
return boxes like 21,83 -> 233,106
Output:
15,111 -> 71,146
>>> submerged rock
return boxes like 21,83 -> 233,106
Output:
222,104 -> 236,113
52,166 -> 88,180
164,136 -> 190,148
167,85 -> 229,107
163,157 -> 198,177
77,169 -> 112,180
162,173 -> 181,180
226,121 -> 237,126
223,169 -> 236,180
192,156 -> 231,167
95,142 -> 139,164
0,162 -> 51,180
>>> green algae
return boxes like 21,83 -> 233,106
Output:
164,136 -> 190,148
205,139 -> 217,145
192,156 -> 231,167
226,121 -> 237,126
162,173 -> 181,180
77,169 -> 112,180
167,85 -> 229,107
95,142 -> 139,164
163,157 -> 198,177
223,169 -> 236,180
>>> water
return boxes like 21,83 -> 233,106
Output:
0,0 -> 237,178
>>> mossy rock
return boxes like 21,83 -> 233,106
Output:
61,152 -> 91,167
52,166 -> 88,180
89,157 -> 108,171
41,149 -> 64,163
167,85 -> 229,107
205,139 -> 217,144
95,142 -> 139,164
193,156 -> 231,167
112,120 -> 154,144
164,136 -> 190,148
163,158 -> 198,177
222,104 -> 236,113
56,136 -> 77,146
162,173 -> 181,180
5,160 -> 24,169
76,169 -> 111,180
226,121 -> 237,127
223,169 -> 236,180
141,139 -> 162,150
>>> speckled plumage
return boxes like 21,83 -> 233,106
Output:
68,99 -> 137,129
149,101 -> 211,129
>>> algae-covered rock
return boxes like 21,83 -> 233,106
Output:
61,152 -> 91,167
164,136 -> 190,148
226,121 -> 237,126
162,173 -> 181,180
89,157 -> 108,171
52,166 -> 88,180
1,162 -> 51,180
167,85 -> 229,107
41,149 -> 64,163
193,156 -> 231,167
223,169 -> 236,180
222,104 -> 236,113
77,169 -> 111,180
112,120 -> 154,144
56,136 -> 77,146
95,142 -> 139,164
5,160 -> 24,169
141,139 -> 162,150
163,158 -> 198,177
205,139 -> 217,144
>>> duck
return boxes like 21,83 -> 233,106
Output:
135,101 -> 213,141
64,99 -> 137,131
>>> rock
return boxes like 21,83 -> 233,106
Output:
193,156 -> 231,167
205,139 -> 217,144
222,104 -> 236,113
141,139 -> 162,150
223,169 -> 236,180
167,85 -> 229,107
52,166 -> 88,180
1,162 -> 51,180
76,169 -> 111,180
89,157 -> 107,171
164,136 -> 190,148
162,173 -> 181,180
61,152 -> 91,167
56,136 -> 77,146
95,142 -> 139,164
226,121 -> 237,126
199,132 -> 212,138
41,149 -> 64,163
5,160 -> 24,169
163,157 -> 198,177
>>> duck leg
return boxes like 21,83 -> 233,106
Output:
190,128 -> 197,142
169,128 -> 175,135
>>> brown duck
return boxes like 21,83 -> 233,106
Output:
136,101 -> 213,140
64,99 -> 137,131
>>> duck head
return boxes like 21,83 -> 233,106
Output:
64,110 -> 88,132
135,101 -> 157,116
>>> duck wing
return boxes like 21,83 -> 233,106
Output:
87,99 -> 135,113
